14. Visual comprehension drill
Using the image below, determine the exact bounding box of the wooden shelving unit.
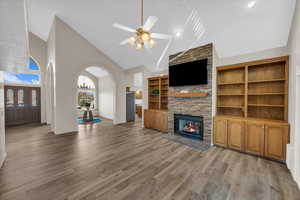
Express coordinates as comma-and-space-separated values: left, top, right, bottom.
216, 57, 288, 121
144, 75, 169, 132
214, 56, 290, 162
148, 75, 169, 110
168, 92, 208, 97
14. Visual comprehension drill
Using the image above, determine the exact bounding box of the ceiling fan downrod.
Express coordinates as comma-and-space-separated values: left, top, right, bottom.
141, 0, 144, 27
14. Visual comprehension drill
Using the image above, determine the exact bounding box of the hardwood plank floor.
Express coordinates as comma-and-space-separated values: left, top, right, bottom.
0, 119, 299, 200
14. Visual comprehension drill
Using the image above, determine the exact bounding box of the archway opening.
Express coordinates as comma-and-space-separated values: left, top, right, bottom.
76, 66, 116, 125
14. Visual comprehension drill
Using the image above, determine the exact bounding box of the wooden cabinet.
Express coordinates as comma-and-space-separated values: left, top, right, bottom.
213, 119, 228, 147
213, 116, 289, 162
245, 122, 265, 156
264, 125, 289, 161
228, 120, 245, 151
144, 109, 168, 132
144, 109, 153, 128
215, 57, 290, 162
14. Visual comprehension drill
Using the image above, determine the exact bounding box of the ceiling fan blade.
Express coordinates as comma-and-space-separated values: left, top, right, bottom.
120, 38, 131, 45
143, 16, 158, 31
151, 33, 172, 40
113, 23, 136, 33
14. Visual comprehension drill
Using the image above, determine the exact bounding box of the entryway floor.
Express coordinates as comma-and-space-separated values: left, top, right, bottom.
0, 119, 299, 199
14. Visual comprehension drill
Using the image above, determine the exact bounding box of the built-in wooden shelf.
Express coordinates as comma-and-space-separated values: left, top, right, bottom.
218, 94, 244, 96
217, 82, 245, 86
168, 92, 209, 97
248, 104, 285, 107
248, 93, 286, 96
248, 79, 285, 83
215, 56, 289, 162
217, 106, 244, 109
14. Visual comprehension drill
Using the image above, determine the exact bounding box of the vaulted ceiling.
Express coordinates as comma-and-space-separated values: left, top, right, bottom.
28, 0, 296, 71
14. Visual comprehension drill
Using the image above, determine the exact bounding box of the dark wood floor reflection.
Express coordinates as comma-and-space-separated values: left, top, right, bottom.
0, 119, 299, 200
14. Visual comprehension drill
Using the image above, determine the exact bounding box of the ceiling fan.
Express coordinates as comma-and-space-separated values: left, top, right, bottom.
113, 0, 172, 50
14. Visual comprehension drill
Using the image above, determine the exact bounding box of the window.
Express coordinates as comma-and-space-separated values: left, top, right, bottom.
77, 76, 96, 109
6, 89, 14, 107
29, 58, 39, 70
4, 58, 40, 85
18, 89, 24, 107
32, 90, 37, 106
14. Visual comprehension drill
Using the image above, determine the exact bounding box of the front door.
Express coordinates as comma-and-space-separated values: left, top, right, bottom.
5, 86, 41, 126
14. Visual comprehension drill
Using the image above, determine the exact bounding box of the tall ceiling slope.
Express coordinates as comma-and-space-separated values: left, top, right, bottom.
28, 0, 296, 70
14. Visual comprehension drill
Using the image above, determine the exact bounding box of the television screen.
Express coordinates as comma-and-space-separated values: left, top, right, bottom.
169, 59, 208, 86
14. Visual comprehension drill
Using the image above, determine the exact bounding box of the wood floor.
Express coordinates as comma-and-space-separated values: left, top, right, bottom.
0, 119, 299, 200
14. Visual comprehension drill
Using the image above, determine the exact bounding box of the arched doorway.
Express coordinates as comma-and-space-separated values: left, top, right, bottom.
76, 66, 116, 124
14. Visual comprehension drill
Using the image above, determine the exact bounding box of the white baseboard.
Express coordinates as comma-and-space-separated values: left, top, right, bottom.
286, 144, 294, 171
286, 144, 300, 189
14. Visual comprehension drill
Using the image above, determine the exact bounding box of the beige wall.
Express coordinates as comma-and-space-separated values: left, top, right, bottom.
98, 75, 115, 120
29, 32, 47, 123
287, 0, 300, 188
49, 17, 126, 134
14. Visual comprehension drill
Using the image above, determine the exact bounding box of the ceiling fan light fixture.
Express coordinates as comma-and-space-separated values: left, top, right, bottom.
128, 37, 136, 45
149, 39, 156, 47
136, 43, 143, 50
113, 0, 171, 51
141, 32, 151, 41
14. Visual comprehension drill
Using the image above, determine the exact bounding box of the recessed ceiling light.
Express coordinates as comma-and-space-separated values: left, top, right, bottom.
174, 29, 183, 38
247, 1, 256, 8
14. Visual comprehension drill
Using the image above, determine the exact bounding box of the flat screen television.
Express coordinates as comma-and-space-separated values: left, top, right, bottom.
169, 59, 208, 86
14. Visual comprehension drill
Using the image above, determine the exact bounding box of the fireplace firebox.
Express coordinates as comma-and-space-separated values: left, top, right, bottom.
174, 114, 204, 140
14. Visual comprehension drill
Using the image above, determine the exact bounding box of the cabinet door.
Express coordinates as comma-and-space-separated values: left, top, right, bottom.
245, 122, 265, 156
214, 119, 228, 147
157, 111, 168, 132
264, 125, 288, 161
228, 120, 245, 151
144, 110, 152, 128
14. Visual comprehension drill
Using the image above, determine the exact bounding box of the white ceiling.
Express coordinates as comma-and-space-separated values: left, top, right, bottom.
85, 66, 109, 78
27, 0, 296, 71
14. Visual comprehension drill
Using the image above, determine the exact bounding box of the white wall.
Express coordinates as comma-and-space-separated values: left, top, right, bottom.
287, 0, 300, 188
0, 0, 29, 168
0, 0, 29, 73
46, 19, 56, 131
98, 75, 115, 120
0, 72, 6, 168
215, 46, 288, 67
48, 17, 126, 134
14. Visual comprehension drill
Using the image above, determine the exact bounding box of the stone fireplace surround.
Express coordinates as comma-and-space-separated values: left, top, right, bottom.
168, 43, 213, 145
